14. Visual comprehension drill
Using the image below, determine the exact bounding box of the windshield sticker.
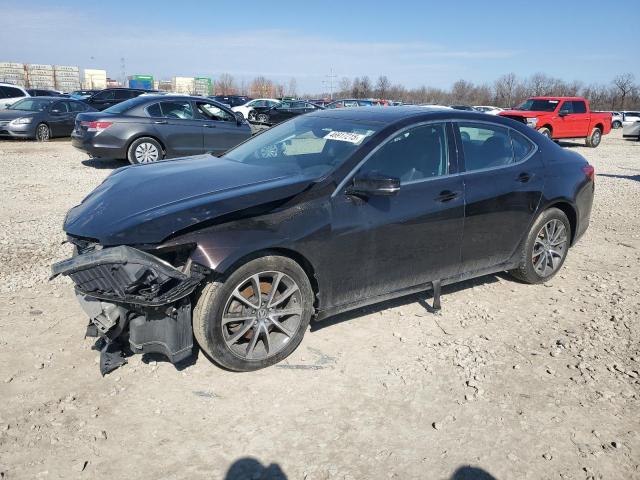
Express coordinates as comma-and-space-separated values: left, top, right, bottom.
324, 131, 367, 144
549, 100, 559, 103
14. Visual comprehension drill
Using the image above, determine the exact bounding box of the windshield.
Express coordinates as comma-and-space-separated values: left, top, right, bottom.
8, 98, 54, 112
223, 116, 381, 177
103, 97, 144, 114
516, 99, 559, 112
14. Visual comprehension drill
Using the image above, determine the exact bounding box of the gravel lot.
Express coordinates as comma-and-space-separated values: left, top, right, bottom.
0, 131, 639, 480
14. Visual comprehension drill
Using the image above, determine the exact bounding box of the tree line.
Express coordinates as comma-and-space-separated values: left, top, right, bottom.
214, 72, 640, 110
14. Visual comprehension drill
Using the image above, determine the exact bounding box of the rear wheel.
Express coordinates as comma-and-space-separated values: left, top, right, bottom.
35, 123, 50, 142
127, 137, 164, 164
585, 127, 602, 148
612, 120, 622, 129
537, 127, 552, 139
510, 208, 570, 284
193, 255, 314, 371
248, 110, 257, 121
256, 113, 269, 124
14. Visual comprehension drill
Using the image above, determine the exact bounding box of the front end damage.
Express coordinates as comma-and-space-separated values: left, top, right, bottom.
51, 241, 208, 375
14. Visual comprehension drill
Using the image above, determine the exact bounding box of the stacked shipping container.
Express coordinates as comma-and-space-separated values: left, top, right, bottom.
27, 64, 55, 89
0, 62, 27, 87
54, 65, 81, 92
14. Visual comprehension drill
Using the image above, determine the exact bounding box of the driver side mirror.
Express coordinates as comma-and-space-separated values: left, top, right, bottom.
346, 173, 400, 197
559, 110, 570, 117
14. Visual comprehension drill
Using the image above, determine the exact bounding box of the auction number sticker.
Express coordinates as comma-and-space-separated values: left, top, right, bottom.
324, 131, 367, 144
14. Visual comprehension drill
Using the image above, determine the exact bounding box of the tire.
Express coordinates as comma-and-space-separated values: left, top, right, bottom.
248, 110, 257, 121
235, 111, 244, 120
193, 255, 314, 371
256, 113, 269, 124
585, 127, 602, 148
612, 120, 622, 129
510, 208, 571, 284
35, 123, 50, 142
537, 127, 552, 139
127, 137, 164, 164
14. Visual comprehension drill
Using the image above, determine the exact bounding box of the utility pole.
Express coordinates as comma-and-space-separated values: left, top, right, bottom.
325, 68, 337, 100
120, 57, 126, 87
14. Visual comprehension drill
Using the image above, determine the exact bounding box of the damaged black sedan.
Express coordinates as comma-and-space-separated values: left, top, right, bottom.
52, 107, 594, 374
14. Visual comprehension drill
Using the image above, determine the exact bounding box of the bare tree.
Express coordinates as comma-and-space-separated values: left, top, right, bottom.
215, 73, 236, 95
493, 73, 518, 108
360, 76, 372, 98
338, 77, 351, 97
287, 77, 298, 97
375, 75, 390, 99
249, 76, 274, 98
613, 73, 635, 109
351, 77, 361, 98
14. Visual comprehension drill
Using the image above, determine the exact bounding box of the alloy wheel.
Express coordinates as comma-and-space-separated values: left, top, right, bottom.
532, 219, 568, 277
257, 113, 269, 123
36, 124, 50, 141
134, 142, 159, 163
592, 130, 601, 146
221, 271, 303, 361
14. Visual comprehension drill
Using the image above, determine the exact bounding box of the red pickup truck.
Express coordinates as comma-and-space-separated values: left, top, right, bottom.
499, 96, 611, 147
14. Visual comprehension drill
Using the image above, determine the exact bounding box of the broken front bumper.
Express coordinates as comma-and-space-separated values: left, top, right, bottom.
52, 245, 208, 375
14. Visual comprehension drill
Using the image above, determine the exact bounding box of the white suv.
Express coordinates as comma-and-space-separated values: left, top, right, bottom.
0, 83, 29, 108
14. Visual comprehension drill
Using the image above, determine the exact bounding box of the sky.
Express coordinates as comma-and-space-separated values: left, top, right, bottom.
2, 0, 639, 94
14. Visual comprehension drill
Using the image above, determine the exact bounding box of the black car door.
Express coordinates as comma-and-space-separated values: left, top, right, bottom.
269, 101, 293, 124
455, 121, 544, 272
146, 100, 204, 157
327, 122, 464, 307
194, 101, 248, 155
48, 100, 74, 136
87, 90, 115, 110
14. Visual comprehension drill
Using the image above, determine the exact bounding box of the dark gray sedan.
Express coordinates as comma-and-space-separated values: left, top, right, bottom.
71, 95, 252, 164
0, 97, 96, 141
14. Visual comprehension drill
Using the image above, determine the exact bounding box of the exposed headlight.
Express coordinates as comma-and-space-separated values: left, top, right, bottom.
9, 117, 33, 125
525, 117, 538, 128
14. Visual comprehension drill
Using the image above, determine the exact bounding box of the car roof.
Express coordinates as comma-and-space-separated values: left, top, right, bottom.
15, 96, 67, 101
528, 96, 585, 101
308, 105, 532, 128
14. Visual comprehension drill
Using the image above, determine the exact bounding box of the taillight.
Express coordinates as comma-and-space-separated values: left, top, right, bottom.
80, 121, 113, 132
582, 164, 595, 180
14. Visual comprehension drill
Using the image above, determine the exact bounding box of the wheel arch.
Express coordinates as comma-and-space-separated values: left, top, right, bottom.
540, 124, 553, 134
541, 200, 577, 244
126, 134, 167, 156
594, 123, 604, 132
200, 246, 320, 308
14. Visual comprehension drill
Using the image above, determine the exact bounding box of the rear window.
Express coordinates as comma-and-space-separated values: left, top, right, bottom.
103, 97, 146, 114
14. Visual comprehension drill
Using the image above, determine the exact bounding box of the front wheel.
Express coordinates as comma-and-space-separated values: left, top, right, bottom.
510, 208, 570, 284
127, 137, 164, 164
256, 113, 269, 124
537, 127, 552, 139
193, 255, 314, 371
35, 123, 50, 141
585, 127, 602, 148
612, 120, 622, 129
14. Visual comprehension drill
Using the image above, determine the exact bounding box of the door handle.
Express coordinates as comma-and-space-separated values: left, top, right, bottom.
204, 124, 216, 128
153, 120, 168, 124
516, 172, 532, 183
435, 190, 459, 202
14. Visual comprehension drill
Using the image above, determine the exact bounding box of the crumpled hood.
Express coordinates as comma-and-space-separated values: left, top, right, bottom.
64, 154, 316, 246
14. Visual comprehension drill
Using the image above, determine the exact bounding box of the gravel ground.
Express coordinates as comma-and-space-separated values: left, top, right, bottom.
0, 131, 639, 480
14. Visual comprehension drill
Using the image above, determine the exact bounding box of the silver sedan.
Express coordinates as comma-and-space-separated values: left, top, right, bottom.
623, 120, 640, 140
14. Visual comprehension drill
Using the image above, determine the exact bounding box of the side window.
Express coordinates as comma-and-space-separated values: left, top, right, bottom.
5, 86, 24, 98
344, 100, 358, 107
197, 102, 233, 122
69, 101, 86, 112
93, 90, 114, 101
51, 101, 69, 113
279, 101, 292, 109
572, 101, 586, 114
291, 101, 306, 109
359, 123, 449, 184
114, 90, 130, 100
559, 101, 573, 114
458, 122, 513, 171
510, 130, 536, 162
0, 87, 8, 98
160, 101, 194, 119
146, 103, 162, 117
